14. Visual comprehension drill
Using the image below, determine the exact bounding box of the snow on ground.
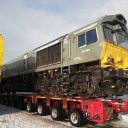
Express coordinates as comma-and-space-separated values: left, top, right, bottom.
0, 105, 69, 128
0, 104, 128, 128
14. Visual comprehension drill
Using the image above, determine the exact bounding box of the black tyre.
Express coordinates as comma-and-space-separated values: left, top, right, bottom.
51, 107, 67, 121
51, 107, 61, 121
37, 104, 46, 116
26, 102, 32, 112
69, 109, 85, 127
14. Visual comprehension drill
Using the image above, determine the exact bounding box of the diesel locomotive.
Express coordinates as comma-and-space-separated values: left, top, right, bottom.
1, 14, 128, 99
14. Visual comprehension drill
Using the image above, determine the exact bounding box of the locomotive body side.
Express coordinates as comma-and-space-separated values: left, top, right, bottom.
63, 24, 102, 66
2, 52, 36, 77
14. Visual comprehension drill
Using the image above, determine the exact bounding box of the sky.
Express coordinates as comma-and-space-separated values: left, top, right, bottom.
0, 0, 128, 62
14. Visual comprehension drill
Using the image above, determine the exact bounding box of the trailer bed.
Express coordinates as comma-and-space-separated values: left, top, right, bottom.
0, 93, 128, 127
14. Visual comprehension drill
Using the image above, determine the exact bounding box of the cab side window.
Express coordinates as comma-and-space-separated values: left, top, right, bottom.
78, 33, 85, 47
86, 29, 97, 45
78, 29, 97, 47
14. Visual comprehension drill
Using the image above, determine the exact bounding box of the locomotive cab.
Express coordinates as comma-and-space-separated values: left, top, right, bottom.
99, 14, 128, 96
100, 14, 128, 69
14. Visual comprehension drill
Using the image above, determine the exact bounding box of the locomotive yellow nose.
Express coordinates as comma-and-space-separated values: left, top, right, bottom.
123, 57, 128, 70
115, 57, 122, 63
100, 41, 128, 70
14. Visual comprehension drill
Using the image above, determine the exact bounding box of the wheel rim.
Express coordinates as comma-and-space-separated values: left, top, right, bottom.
70, 112, 79, 124
52, 108, 58, 118
27, 103, 31, 111
38, 105, 42, 114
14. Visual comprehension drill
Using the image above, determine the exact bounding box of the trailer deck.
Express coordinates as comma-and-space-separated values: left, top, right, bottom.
0, 93, 128, 127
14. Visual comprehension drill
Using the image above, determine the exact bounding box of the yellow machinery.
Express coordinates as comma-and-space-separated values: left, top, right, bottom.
101, 41, 128, 70
0, 35, 3, 81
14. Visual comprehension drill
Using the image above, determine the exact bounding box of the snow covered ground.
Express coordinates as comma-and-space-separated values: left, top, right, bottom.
0, 104, 128, 128
0, 105, 69, 128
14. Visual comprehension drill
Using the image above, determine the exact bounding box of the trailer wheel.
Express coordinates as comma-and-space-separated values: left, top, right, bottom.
69, 109, 84, 127
51, 107, 66, 120
37, 104, 46, 116
51, 107, 61, 121
26, 102, 32, 112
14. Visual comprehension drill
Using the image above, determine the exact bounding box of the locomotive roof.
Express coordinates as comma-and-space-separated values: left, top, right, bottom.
33, 35, 66, 52
26, 14, 127, 52
4, 55, 25, 65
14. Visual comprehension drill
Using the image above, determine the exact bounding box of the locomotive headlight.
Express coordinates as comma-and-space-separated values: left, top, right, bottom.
107, 57, 111, 62
107, 57, 114, 63
102, 56, 114, 66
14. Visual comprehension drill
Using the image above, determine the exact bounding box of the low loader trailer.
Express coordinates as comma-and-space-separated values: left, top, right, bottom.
0, 93, 128, 127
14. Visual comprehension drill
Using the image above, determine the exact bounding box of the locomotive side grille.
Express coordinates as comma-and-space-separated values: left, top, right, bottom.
37, 43, 61, 68
37, 48, 48, 67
